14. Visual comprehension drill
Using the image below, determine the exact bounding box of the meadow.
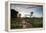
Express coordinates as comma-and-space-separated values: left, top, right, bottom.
11, 17, 43, 29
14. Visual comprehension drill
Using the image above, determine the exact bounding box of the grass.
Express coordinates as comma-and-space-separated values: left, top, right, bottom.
10, 17, 43, 29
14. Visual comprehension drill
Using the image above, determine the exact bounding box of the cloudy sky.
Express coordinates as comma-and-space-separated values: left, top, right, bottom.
10, 4, 43, 17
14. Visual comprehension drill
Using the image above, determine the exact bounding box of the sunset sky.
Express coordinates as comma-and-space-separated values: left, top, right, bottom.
10, 4, 43, 17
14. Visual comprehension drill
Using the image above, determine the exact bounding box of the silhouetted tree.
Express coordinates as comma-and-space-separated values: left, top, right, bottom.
30, 12, 33, 18
19, 14, 21, 18
11, 9, 18, 18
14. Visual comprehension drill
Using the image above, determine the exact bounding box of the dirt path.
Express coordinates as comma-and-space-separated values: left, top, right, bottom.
22, 19, 32, 28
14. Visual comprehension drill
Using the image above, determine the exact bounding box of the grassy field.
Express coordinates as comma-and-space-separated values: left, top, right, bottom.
10, 17, 43, 29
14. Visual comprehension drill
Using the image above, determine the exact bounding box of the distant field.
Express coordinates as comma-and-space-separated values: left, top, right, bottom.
11, 17, 43, 29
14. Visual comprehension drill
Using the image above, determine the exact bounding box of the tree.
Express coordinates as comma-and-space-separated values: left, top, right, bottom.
30, 12, 33, 18
19, 14, 21, 18
11, 9, 18, 18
